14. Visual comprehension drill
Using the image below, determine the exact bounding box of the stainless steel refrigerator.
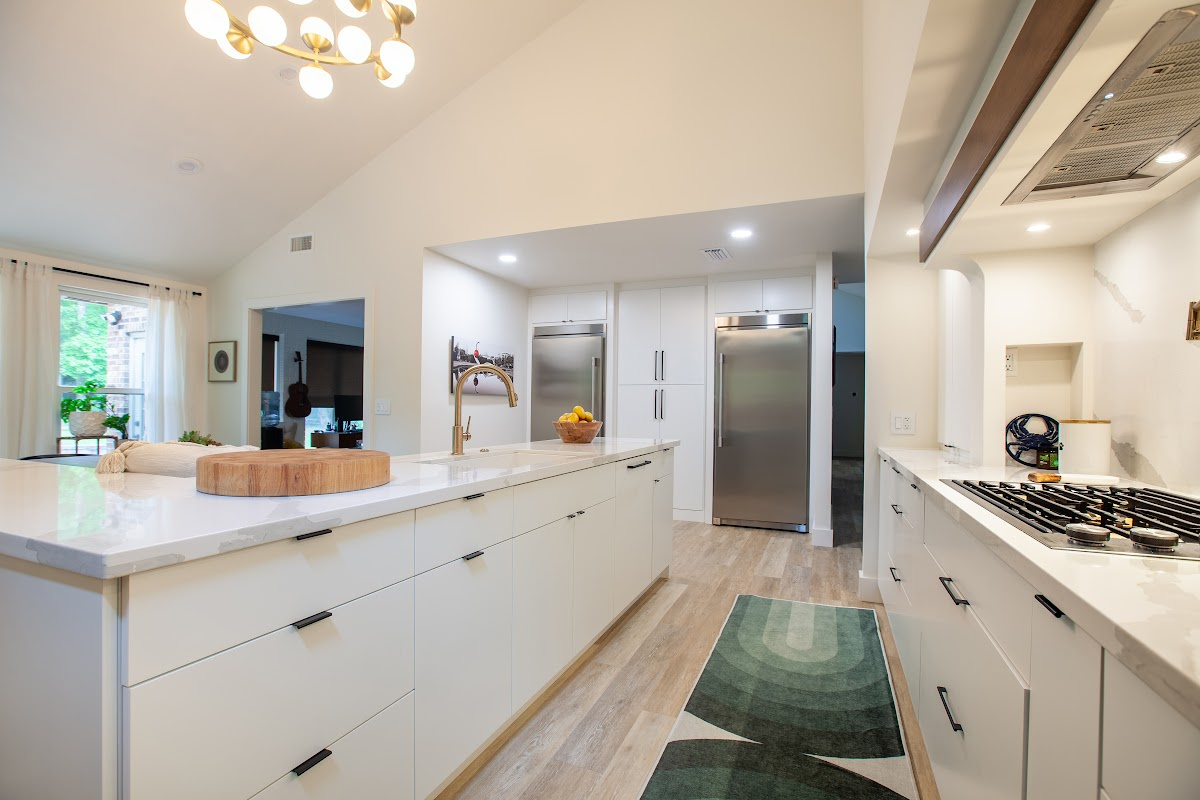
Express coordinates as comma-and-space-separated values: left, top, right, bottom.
530, 324, 605, 441
713, 313, 811, 532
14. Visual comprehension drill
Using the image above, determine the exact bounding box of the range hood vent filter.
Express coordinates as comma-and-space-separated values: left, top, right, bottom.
1006, 4, 1200, 204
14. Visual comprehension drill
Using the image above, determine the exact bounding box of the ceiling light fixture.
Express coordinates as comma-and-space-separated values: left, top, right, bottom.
905, 227, 920, 237
1155, 150, 1188, 165
499, 254, 519, 264
184, 0, 418, 100
730, 228, 753, 239
174, 157, 204, 175
1026, 222, 1051, 233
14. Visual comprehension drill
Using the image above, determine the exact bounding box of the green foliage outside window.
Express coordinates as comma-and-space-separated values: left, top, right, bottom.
59, 297, 107, 386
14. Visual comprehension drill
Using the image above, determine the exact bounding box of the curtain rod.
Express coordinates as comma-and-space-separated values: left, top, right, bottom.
6, 259, 203, 297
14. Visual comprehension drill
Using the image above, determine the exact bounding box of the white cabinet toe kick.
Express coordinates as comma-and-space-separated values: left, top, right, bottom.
0, 446, 676, 800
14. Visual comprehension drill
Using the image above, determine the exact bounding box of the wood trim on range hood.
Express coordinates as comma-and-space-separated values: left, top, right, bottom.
919, 0, 1099, 263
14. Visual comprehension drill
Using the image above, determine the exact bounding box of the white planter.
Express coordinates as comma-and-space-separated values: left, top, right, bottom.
68, 411, 109, 437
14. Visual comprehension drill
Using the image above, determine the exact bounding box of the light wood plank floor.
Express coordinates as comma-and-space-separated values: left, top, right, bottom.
444, 521, 940, 799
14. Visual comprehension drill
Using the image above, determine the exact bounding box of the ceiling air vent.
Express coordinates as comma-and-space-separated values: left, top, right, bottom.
702, 248, 732, 262
1006, 4, 1200, 204
290, 234, 313, 253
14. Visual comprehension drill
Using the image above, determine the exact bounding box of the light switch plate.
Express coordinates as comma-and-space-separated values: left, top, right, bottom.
891, 412, 915, 435
374, 399, 391, 415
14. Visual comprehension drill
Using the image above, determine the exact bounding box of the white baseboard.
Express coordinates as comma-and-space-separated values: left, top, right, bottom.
858, 571, 882, 603
811, 526, 833, 548
673, 509, 704, 522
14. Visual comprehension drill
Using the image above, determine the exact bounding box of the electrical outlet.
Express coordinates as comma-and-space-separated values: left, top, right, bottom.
1005, 348, 1018, 376
891, 412, 915, 435
374, 399, 391, 415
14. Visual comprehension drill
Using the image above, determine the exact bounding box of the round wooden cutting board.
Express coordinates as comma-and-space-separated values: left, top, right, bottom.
195, 449, 392, 497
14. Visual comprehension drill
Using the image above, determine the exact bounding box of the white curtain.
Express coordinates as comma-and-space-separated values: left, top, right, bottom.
144, 286, 198, 442
0, 261, 59, 459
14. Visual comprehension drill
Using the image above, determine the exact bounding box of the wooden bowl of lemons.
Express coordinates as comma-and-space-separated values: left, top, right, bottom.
553, 406, 602, 443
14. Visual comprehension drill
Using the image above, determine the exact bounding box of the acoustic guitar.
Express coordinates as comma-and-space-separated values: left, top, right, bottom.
285, 351, 312, 418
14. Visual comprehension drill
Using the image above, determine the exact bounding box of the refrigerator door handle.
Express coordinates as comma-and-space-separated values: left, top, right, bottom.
590, 357, 600, 417
717, 353, 726, 447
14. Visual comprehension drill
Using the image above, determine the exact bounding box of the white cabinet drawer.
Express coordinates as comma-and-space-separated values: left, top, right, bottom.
251, 692, 414, 800
414, 488, 513, 573
124, 512, 415, 685
924, 501, 1034, 681
918, 603, 1028, 800
125, 578, 415, 800
513, 465, 615, 534
1102, 652, 1200, 800
896, 476, 924, 534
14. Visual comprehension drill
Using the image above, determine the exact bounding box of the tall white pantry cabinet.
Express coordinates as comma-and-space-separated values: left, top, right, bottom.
616, 285, 707, 513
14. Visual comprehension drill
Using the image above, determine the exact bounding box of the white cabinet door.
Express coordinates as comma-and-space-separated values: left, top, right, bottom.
1027, 594, 1101, 800
617, 289, 661, 384
613, 456, 655, 613
712, 280, 763, 315
572, 498, 615, 652
567, 291, 607, 322
531, 293, 569, 324
658, 285, 706, 384
659, 385, 706, 511
512, 518, 574, 711
652, 470, 674, 577
616, 384, 660, 440
1102, 653, 1200, 800
250, 693, 414, 800
918, 605, 1029, 800
415, 541, 513, 799
762, 276, 813, 311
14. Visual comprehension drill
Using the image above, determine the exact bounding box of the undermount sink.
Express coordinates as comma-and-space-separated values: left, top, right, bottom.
419, 450, 590, 470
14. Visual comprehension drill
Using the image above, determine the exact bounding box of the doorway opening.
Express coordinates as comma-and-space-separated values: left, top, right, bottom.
832, 283, 865, 544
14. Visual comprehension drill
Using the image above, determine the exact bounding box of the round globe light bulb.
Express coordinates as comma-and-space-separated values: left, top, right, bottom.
378, 69, 406, 88
299, 63, 334, 99
335, 0, 371, 19
289, 0, 314, 5
184, 0, 230, 40
338, 26, 372, 64
247, 6, 287, 46
300, 16, 335, 46
379, 37, 415, 77
218, 32, 253, 59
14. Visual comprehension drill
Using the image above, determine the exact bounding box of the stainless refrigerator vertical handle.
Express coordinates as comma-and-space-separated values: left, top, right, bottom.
717, 353, 726, 447
590, 357, 600, 416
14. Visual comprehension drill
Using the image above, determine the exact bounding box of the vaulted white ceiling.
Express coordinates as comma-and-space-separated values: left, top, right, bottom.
0, 0, 584, 282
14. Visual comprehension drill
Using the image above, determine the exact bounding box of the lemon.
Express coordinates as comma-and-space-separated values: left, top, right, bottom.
582, 411, 594, 422
558, 414, 569, 422
572, 405, 586, 418
566, 412, 580, 423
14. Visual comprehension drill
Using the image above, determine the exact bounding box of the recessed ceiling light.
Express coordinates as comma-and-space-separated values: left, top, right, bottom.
499, 253, 518, 264
278, 65, 299, 82
174, 158, 203, 175
1155, 150, 1187, 164
730, 228, 753, 239
1026, 222, 1051, 233
905, 228, 920, 237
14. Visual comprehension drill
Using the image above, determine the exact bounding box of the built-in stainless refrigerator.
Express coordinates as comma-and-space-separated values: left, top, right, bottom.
530, 324, 605, 442
713, 313, 810, 532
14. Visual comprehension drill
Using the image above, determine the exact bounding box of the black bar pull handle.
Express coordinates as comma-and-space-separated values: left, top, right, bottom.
627, 460, 652, 469
292, 748, 333, 777
1035, 594, 1064, 618
891, 504, 903, 515
937, 687, 964, 733
567, 514, 577, 519
292, 610, 333, 630
910, 483, 919, 491
576, 509, 586, 515
892, 466, 901, 475
462, 550, 485, 561
939, 577, 970, 606
889, 567, 900, 582
296, 529, 333, 541
463, 493, 486, 501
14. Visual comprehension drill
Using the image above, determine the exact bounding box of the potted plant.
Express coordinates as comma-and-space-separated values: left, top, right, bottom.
61, 379, 113, 437
104, 413, 131, 440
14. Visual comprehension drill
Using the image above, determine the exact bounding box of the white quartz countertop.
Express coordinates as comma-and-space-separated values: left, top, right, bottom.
881, 446, 1200, 730
0, 438, 678, 580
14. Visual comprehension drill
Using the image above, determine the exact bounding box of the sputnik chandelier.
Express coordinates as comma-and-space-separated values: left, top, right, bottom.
184, 0, 417, 99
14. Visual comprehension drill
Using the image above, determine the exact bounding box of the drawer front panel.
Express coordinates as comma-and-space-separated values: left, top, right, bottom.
897, 477, 924, 534
250, 692, 414, 800
125, 512, 415, 685
924, 501, 1034, 681
126, 578, 414, 800
414, 488, 514, 573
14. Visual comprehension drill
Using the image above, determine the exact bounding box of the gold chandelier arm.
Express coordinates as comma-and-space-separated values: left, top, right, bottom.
228, 17, 381, 67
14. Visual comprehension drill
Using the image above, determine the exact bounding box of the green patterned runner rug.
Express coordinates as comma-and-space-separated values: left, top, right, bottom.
641, 596, 916, 799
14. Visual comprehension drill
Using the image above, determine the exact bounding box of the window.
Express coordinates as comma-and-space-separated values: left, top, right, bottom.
59, 290, 147, 449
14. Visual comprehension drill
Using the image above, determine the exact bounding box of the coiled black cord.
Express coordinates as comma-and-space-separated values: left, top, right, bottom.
1006, 413, 1060, 467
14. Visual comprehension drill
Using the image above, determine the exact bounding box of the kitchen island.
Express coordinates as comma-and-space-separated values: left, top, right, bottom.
0, 438, 678, 800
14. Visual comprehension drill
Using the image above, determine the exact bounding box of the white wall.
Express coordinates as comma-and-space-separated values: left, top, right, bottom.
206, 0, 865, 453
834, 286, 866, 353
1094, 176, 1200, 493
420, 252, 529, 452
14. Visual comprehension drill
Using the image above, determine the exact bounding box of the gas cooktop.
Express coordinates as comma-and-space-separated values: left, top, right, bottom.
945, 480, 1200, 561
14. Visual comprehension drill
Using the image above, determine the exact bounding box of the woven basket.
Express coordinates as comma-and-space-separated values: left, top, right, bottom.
552, 420, 603, 444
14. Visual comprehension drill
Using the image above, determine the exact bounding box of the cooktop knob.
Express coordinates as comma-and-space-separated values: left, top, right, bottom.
1129, 527, 1181, 553
1065, 523, 1111, 547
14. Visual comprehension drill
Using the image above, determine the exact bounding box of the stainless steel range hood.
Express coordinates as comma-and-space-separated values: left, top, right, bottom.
1005, 4, 1200, 204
